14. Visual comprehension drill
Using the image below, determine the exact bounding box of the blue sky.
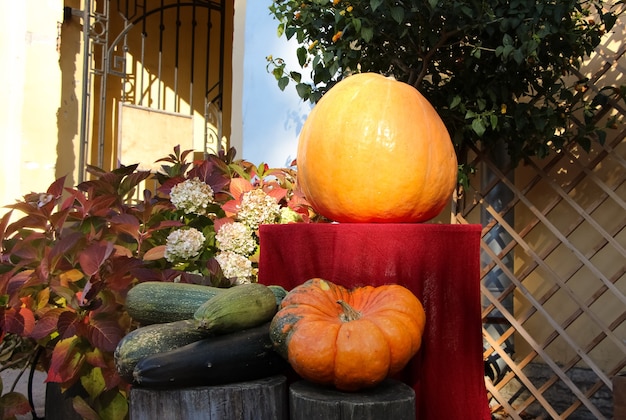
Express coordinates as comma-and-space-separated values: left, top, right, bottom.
241, 1, 312, 168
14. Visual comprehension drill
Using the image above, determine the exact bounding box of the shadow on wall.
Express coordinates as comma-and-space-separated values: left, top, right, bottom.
55, 11, 80, 188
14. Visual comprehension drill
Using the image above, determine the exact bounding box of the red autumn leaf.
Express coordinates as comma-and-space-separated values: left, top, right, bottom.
46, 336, 85, 384
109, 213, 141, 243
80, 279, 104, 308
104, 256, 143, 291
2, 307, 35, 336
0, 210, 13, 247
187, 160, 230, 192
113, 245, 133, 258
86, 318, 125, 353
6, 270, 33, 297
57, 310, 80, 339
0, 391, 31, 417
103, 364, 126, 390
142, 245, 165, 261
151, 219, 184, 231
29, 307, 65, 340
71, 395, 100, 420
46, 175, 67, 199
220, 199, 240, 216
264, 184, 288, 203
156, 175, 186, 196
83, 196, 120, 218
79, 242, 114, 277
229, 177, 253, 198
84, 347, 107, 369
7, 232, 46, 262
48, 231, 84, 271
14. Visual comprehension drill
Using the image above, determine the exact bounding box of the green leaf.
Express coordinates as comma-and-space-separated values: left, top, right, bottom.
278, 77, 289, 91
361, 26, 374, 43
390, 7, 405, 24
98, 390, 129, 420
81, 367, 106, 399
370, 0, 384, 12
578, 136, 591, 152
272, 66, 283, 80
297, 46, 307, 67
513, 49, 524, 65
290, 71, 302, 83
490, 114, 498, 129
285, 26, 297, 40
502, 44, 514, 59
471, 118, 486, 136
296, 83, 312, 99
450, 95, 462, 109
603, 12, 617, 31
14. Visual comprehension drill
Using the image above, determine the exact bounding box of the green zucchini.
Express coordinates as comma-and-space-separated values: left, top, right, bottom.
125, 281, 225, 325
132, 322, 288, 388
267, 284, 288, 306
114, 319, 211, 383
193, 283, 277, 334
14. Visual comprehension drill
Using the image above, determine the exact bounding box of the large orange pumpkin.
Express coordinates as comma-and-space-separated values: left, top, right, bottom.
297, 72, 457, 223
269, 278, 426, 391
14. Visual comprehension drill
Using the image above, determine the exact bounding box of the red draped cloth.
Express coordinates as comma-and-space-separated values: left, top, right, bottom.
258, 223, 491, 420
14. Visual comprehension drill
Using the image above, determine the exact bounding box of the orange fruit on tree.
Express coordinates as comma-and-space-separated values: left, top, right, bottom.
297, 72, 458, 223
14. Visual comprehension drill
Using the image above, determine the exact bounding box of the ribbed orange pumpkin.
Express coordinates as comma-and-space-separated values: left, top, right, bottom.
297, 72, 457, 223
269, 278, 426, 391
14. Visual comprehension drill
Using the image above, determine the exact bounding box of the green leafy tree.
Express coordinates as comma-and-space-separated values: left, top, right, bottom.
268, 0, 623, 168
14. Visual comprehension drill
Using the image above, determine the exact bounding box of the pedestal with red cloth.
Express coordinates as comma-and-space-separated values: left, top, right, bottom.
258, 223, 491, 420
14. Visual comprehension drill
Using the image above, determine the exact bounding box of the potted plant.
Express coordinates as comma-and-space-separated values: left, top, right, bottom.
0, 146, 315, 419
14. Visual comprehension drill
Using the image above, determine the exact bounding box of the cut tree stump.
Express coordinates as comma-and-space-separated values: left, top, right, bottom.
44, 383, 83, 420
129, 375, 288, 420
615, 374, 626, 420
289, 379, 416, 420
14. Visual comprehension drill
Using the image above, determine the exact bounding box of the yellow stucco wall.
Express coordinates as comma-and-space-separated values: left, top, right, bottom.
0, 0, 238, 216
0, 1, 65, 213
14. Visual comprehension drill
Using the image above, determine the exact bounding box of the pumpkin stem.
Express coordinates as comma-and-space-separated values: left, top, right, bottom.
337, 300, 361, 322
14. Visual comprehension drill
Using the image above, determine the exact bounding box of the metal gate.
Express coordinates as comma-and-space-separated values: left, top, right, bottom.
71, 0, 227, 180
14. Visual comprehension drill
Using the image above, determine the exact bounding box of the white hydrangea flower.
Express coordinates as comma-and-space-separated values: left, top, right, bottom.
215, 251, 254, 283
237, 188, 281, 230
170, 177, 214, 215
215, 222, 257, 256
164, 227, 206, 262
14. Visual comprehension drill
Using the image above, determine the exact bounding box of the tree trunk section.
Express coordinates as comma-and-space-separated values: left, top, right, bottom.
289, 379, 416, 420
129, 375, 287, 420
45, 383, 83, 420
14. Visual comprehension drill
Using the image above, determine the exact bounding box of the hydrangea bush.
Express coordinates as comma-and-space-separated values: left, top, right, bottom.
0, 146, 319, 419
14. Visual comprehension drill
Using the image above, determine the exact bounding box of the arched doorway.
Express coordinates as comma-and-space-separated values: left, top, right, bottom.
76, 0, 232, 178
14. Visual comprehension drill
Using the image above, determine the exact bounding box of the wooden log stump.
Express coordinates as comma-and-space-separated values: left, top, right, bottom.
129, 375, 288, 420
289, 379, 416, 420
45, 383, 83, 420
615, 374, 626, 420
